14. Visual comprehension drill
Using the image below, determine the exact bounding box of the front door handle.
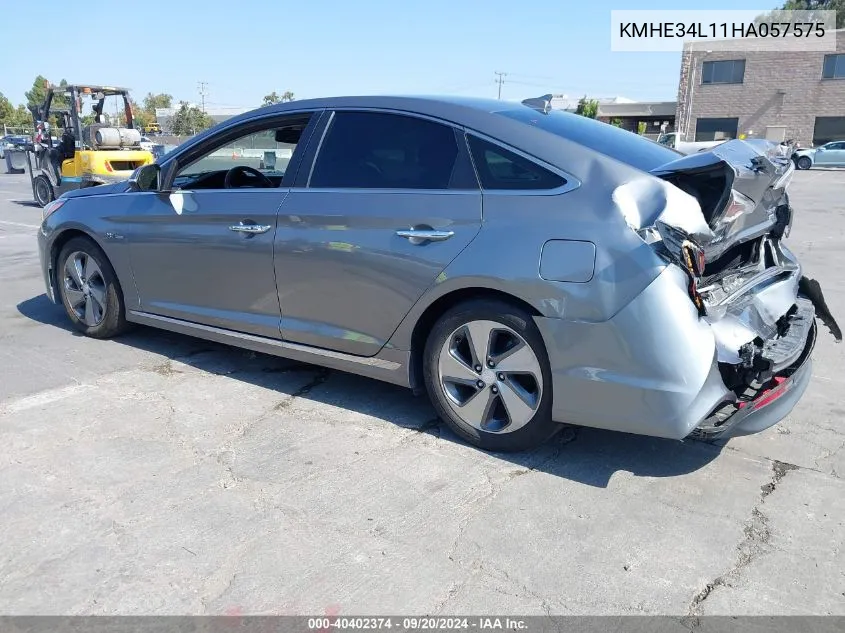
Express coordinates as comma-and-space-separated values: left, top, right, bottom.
396, 229, 454, 245
229, 222, 272, 235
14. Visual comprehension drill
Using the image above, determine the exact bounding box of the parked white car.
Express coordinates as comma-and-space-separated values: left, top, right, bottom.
139, 136, 155, 152
657, 132, 726, 155
792, 140, 845, 170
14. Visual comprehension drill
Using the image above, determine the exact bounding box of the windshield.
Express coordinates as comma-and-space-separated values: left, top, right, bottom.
497, 107, 682, 171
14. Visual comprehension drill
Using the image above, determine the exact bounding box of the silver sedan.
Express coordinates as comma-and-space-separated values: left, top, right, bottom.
36, 95, 840, 451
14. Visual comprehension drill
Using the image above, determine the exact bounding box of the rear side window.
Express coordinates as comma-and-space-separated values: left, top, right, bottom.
467, 135, 565, 190
310, 111, 460, 189
498, 107, 681, 171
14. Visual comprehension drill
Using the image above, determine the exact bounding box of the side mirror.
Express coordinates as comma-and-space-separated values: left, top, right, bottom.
129, 163, 161, 192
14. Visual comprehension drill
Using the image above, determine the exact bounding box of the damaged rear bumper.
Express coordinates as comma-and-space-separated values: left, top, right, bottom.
536, 262, 831, 441
691, 317, 816, 440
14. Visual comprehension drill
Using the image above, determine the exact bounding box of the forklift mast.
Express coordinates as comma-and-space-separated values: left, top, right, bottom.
31, 84, 136, 149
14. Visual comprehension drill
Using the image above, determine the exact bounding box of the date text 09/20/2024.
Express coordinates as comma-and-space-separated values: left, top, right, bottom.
618, 21, 827, 39
307, 617, 527, 630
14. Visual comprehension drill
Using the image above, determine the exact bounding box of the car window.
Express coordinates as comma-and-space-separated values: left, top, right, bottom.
309, 111, 459, 189
467, 135, 565, 190
826, 142, 845, 150
173, 117, 310, 190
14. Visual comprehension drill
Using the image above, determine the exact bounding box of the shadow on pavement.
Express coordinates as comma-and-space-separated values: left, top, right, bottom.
17, 293, 723, 488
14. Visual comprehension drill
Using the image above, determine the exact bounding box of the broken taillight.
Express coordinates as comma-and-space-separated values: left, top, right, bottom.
681, 240, 706, 276
737, 376, 789, 411
681, 239, 706, 314
721, 190, 756, 223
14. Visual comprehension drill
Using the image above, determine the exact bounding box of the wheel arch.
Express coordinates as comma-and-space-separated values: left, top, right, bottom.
407, 286, 542, 391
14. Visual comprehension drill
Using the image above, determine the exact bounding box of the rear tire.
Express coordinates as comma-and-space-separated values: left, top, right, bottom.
796, 156, 812, 170
57, 237, 129, 339
33, 175, 54, 207
423, 299, 558, 452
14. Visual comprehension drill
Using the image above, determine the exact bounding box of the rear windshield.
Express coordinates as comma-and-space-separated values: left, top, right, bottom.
497, 107, 681, 172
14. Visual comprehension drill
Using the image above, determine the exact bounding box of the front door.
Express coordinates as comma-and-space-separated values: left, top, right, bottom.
274, 110, 482, 357
815, 141, 845, 166
126, 112, 319, 338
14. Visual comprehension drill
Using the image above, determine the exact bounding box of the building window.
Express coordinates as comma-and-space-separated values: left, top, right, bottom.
695, 117, 739, 142
813, 117, 845, 145
822, 54, 845, 79
701, 60, 745, 84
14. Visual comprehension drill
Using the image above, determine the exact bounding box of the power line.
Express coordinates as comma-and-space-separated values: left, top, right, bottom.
197, 81, 209, 113
494, 71, 508, 99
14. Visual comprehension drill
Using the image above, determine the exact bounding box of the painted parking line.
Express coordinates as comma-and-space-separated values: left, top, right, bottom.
0, 219, 40, 230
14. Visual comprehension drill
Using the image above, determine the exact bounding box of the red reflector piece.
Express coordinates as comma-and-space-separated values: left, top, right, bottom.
740, 376, 789, 412
105, 162, 113, 172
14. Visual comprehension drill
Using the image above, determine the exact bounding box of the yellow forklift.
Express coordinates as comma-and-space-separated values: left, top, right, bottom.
26, 83, 155, 207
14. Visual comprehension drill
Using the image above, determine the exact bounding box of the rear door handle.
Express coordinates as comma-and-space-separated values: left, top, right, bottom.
229, 222, 272, 235
396, 229, 454, 244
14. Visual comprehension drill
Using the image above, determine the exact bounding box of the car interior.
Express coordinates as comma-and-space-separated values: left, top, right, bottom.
172, 121, 307, 190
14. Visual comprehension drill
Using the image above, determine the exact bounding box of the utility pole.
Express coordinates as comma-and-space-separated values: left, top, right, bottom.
494, 71, 507, 99
197, 81, 208, 113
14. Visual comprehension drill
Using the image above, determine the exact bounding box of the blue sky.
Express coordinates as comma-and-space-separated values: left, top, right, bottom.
2, 0, 777, 109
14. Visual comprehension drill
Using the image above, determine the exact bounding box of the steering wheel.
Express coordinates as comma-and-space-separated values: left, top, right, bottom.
224, 165, 273, 189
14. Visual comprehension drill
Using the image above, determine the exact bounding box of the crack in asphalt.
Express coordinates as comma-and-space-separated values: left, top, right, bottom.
686, 459, 799, 617
273, 367, 331, 410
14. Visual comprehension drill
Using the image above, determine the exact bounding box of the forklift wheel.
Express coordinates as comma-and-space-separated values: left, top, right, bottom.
34, 175, 54, 208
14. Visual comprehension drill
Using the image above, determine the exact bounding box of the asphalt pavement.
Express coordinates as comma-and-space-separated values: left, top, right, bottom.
0, 169, 843, 615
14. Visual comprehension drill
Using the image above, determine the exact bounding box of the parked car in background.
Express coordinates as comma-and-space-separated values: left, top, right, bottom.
139, 136, 156, 152
792, 140, 845, 169
0, 135, 31, 158
36, 95, 839, 452
657, 131, 726, 155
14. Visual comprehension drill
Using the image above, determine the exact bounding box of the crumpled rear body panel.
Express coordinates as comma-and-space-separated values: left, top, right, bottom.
570, 138, 839, 439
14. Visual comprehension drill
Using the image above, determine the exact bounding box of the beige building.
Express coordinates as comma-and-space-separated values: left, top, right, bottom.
676, 29, 845, 147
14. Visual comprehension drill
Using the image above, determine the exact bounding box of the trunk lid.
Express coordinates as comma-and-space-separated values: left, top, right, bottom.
650, 138, 794, 266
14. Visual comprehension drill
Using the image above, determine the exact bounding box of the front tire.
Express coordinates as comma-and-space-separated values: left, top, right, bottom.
796, 156, 812, 170
423, 299, 558, 452
57, 237, 129, 338
33, 175, 54, 207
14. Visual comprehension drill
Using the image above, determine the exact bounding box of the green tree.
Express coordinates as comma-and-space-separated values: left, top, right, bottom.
169, 101, 214, 135
15, 105, 32, 131
0, 92, 14, 128
575, 96, 599, 119
142, 92, 173, 113
757, 1, 844, 28
262, 91, 281, 106
130, 99, 154, 130
25, 75, 51, 107
781, 0, 844, 28
637, 121, 647, 135
262, 90, 295, 106
610, 118, 623, 128
24, 76, 69, 108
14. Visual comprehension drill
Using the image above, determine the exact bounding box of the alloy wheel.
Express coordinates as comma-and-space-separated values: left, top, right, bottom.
63, 251, 107, 327
437, 319, 543, 434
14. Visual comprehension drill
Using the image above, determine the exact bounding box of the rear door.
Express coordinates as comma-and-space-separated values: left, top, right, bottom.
274, 109, 482, 356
